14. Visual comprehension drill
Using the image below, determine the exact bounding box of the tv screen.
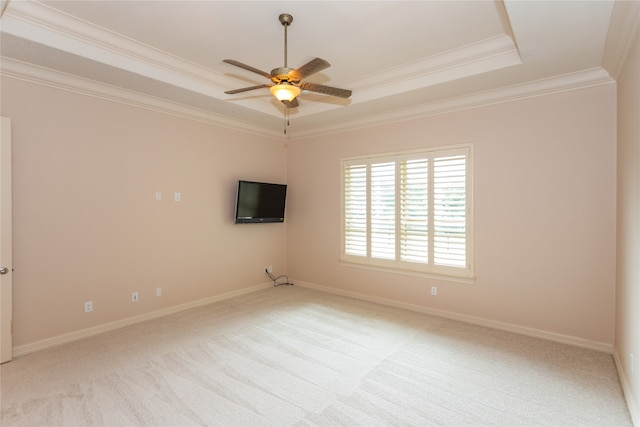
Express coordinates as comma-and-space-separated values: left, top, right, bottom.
234, 180, 287, 223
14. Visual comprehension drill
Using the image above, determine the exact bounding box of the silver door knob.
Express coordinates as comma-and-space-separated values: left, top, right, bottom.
0, 267, 8, 275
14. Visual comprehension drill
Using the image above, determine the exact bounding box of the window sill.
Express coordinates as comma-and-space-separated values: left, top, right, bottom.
340, 260, 476, 285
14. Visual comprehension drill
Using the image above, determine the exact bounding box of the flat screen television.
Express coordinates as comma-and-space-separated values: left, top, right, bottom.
234, 180, 287, 223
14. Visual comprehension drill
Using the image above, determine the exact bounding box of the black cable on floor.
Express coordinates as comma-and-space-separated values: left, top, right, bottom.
265, 268, 294, 287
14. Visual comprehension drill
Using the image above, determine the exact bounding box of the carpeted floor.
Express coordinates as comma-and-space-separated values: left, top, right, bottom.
0, 285, 632, 426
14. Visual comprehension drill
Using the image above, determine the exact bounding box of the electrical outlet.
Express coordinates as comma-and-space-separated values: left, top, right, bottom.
84, 301, 93, 313
267, 265, 273, 273
131, 291, 139, 302
156, 287, 162, 297
431, 286, 438, 296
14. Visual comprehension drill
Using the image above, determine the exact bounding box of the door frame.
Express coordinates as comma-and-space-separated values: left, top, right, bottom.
1, 116, 13, 364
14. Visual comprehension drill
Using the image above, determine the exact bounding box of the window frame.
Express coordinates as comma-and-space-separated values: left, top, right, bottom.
341, 144, 474, 282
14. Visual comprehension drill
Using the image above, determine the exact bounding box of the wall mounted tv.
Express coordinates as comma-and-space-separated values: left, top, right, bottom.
234, 180, 287, 224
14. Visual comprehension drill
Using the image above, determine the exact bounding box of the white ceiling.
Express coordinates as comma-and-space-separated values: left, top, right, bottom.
0, 1, 637, 140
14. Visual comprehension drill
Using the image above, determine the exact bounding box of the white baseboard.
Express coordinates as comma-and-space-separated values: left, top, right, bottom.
294, 280, 614, 353
13, 279, 614, 357
614, 348, 639, 427
12, 282, 273, 358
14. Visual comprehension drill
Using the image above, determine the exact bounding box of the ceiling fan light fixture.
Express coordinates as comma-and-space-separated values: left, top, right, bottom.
270, 83, 300, 102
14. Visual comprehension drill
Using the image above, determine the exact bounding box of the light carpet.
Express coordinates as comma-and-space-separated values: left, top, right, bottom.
0, 286, 632, 426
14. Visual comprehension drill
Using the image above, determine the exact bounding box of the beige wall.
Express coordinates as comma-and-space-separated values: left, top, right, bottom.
0, 74, 622, 357
615, 23, 640, 425
287, 84, 617, 348
2, 77, 288, 348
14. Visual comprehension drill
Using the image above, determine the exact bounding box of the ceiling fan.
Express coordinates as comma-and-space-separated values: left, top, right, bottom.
223, 13, 352, 109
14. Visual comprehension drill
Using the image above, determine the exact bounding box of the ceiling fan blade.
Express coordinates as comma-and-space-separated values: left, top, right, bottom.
291, 58, 330, 80
223, 59, 271, 79
282, 98, 299, 108
224, 84, 271, 95
300, 82, 352, 99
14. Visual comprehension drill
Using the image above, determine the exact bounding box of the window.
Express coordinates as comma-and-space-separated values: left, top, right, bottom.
342, 145, 473, 279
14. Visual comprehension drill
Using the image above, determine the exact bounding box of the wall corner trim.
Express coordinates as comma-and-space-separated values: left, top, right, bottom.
613, 348, 640, 427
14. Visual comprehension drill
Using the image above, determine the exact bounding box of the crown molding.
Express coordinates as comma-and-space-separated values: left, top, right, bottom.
351, 34, 521, 99
290, 68, 615, 141
1, 1, 237, 99
0, 58, 283, 140
603, 0, 640, 79
290, 34, 522, 120
1, 57, 613, 142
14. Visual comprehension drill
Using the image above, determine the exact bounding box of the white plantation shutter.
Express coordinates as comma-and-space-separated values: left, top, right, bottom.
370, 162, 396, 260
400, 158, 429, 264
433, 150, 467, 269
344, 162, 367, 257
342, 145, 472, 278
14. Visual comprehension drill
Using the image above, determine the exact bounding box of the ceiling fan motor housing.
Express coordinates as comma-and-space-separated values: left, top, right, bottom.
271, 67, 300, 84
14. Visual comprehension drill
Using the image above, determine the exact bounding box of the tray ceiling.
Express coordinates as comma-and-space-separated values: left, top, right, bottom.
0, 1, 636, 140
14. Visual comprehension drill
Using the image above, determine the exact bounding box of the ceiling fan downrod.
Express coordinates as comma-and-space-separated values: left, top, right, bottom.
279, 13, 293, 135
279, 13, 293, 68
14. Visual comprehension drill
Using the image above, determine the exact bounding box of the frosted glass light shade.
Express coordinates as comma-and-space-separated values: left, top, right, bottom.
270, 83, 301, 102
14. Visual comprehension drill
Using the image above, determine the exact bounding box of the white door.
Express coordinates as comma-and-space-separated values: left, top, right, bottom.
1, 116, 12, 363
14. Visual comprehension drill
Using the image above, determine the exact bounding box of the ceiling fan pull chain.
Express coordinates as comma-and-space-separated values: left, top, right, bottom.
283, 104, 292, 135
